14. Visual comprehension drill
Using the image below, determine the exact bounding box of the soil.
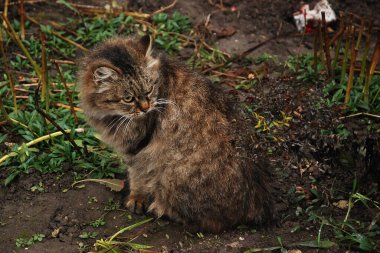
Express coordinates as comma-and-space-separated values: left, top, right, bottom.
1, 1, 380, 253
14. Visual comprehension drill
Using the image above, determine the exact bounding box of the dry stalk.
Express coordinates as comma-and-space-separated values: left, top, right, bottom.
54, 62, 79, 124
360, 20, 373, 101
34, 82, 83, 156
313, 28, 319, 73
40, 31, 49, 110
50, 59, 75, 65
321, 12, 332, 77
1, 15, 41, 76
344, 27, 357, 106
0, 26, 17, 112
332, 13, 345, 71
340, 22, 354, 87
2, 0, 9, 26
54, 103, 82, 112
150, 0, 178, 16
70, 0, 177, 18
369, 32, 380, 104
26, 15, 88, 52
317, 23, 325, 66
20, 0, 25, 40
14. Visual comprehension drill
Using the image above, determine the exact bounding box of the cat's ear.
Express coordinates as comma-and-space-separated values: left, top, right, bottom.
138, 35, 153, 56
138, 35, 159, 69
93, 66, 119, 83
92, 66, 119, 92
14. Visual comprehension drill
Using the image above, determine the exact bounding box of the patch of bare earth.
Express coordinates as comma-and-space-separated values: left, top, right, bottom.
1, 0, 379, 252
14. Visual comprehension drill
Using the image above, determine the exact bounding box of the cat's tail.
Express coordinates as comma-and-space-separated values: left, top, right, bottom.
244, 159, 278, 227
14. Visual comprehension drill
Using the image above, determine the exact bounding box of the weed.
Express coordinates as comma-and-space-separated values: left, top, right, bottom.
152, 11, 192, 53
235, 79, 257, 90
77, 241, 90, 253
15, 233, 45, 248
284, 54, 324, 83
324, 75, 380, 113
251, 110, 292, 144
320, 124, 351, 138
88, 196, 98, 204
104, 198, 120, 211
189, 47, 227, 70
255, 53, 278, 64
30, 181, 44, 192
79, 231, 98, 239
90, 218, 106, 228
305, 178, 380, 252
93, 218, 153, 253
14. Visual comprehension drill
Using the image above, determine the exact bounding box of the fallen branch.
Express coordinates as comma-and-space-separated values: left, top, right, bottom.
339, 112, 380, 120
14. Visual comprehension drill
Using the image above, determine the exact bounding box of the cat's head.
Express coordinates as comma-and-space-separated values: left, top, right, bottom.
78, 35, 162, 119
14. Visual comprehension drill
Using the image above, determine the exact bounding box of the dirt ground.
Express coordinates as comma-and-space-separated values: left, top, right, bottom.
1, 0, 380, 252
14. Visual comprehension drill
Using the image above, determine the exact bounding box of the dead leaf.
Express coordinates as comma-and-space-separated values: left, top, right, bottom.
72, 179, 125, 192
207, 24, 237, 38
333, 200, 349, 210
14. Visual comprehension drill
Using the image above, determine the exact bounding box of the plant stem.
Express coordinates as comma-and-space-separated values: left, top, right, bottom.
20, 0, 25, 40
54, 62, 78, 124
369, 32, 380, 104
0, 16, 41, 76
340, 24, 353, 87
321, 12, 332, 77
344, 27, 357, 106
0, 128, 84, 164
26, 15, 88, 52
0, 27, 18, 112
109, 218, 153, 242
360, 21, 373, 102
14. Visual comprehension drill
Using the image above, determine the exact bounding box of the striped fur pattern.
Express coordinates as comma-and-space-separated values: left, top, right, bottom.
78, 35, 275, 232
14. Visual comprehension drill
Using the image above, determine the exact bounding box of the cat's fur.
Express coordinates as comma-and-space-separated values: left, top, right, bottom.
78, 35, 275, 232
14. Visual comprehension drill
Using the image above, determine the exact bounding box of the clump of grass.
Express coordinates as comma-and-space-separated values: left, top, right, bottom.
93, 218, 153, 253
152, 11, 192, 53
15, 233, 45, 248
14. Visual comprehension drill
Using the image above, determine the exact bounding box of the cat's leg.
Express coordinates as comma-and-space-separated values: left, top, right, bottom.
147, 198, 184, 224
124, 173, 153, 214
125, 194, 150, 214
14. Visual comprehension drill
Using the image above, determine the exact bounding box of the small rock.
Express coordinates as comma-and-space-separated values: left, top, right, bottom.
226, 241, 242, 249
51, 227, 60, 238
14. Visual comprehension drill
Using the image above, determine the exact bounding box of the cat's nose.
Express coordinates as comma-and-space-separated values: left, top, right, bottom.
139, 99, 150, 112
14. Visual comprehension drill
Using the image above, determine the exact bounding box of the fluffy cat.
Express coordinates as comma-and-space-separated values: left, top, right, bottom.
78, 35, 275, 232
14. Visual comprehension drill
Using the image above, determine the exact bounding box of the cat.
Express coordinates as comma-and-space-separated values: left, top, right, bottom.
78, 35, 275, 232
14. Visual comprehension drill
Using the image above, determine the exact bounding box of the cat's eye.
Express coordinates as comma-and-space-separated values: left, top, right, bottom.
123, 96, 134, 103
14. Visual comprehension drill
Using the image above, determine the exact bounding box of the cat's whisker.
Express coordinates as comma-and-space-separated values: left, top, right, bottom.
122, 116, 135, 137
106, 116, 123, 129
113, 116, 130, 140
108, 115, 127, 132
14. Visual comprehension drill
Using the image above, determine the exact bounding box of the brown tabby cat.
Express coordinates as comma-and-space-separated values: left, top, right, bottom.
78, 35, 275, 232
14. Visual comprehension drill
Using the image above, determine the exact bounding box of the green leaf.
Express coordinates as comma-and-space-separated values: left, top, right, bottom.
293, 240, 337, 248
127, 242, 153, 249
4, 172, 20, 186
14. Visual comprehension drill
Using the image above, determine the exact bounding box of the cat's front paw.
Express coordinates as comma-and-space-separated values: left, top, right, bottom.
125, 195, 147, 214
147, 201, 166, 218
